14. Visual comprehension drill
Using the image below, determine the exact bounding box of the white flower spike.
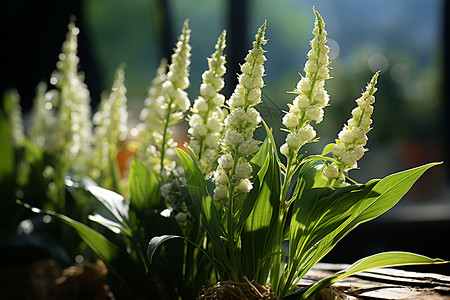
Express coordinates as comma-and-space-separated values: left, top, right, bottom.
213, 20, 267, 201
280, 8, 330, 159
323, 71, 380, 186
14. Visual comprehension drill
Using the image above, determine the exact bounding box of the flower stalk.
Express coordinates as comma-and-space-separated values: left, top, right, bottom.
212, 21, 267, 281
280, 8, 330, 205
138, 20, 191, 181
90, 64, 128, 186
189, 30, 227, 176
323, 71, 380, 187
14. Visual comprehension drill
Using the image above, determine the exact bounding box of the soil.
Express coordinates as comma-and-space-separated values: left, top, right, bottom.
198, 277, 279, 300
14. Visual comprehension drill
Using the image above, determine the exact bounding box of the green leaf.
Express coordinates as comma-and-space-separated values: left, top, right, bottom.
17, 201, 147, 294
241, 142, 282, 282
0, 91, 16, 204
148, 235, 182, 263
290, 162, 441, 290
313, 163, 441, 262
129, 157, 161, 210
321, 143, 335, 156
85, 184, 131, 233
176, 148, 226, 262
301, 252, 449, 299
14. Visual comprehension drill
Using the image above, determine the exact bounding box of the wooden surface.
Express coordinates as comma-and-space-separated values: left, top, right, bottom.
298, 263, 450, 299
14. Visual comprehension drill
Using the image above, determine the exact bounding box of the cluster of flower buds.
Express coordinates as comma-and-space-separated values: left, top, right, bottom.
137, 20, 192, 177
137, 58, 168, 144
30, 83, 57, 148
189, 30, 227, 176
90, 65, 128, 181
280, 9, 330, 158
45, 21, 93, 174
213, 21, 267, 201
7, 90, 24, 147
322, 72, 379, 186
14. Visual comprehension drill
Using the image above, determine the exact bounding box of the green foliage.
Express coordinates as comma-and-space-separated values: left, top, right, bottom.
6, 6, 448, 300
300, 252, 448, 299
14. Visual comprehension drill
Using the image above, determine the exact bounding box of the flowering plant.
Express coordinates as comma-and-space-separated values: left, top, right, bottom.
5, 6, 447, 300
163, 8, 447, 299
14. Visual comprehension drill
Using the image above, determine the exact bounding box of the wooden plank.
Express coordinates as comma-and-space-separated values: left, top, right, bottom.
298, 263, 450, 299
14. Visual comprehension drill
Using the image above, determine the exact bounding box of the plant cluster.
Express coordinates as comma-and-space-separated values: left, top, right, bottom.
1, 7, 447, 300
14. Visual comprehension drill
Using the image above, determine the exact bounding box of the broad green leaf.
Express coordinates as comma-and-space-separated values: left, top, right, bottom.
148, 235, 182, 263
89, 213, 126, 234
294, 163, 441, 287
177, 148, 226, 262
129, 157, 161, 210
321, 143, 335, 156
18, 201, 147, 294
241, 144, 282, 282
300, 252, 449, 299
85, 184, 131, 233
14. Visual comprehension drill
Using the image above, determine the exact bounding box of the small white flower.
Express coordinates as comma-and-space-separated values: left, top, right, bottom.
211, 94, 225, 106
246, 108, 261, 125
206, 116, 222, 132
223, 130, 244, 147
200, 83, 216, 98
247, 88, 261, 105
293, 94, 310, 109
218, 154, 234, 170
235, 162, 252, 179
331, 143, 346, 156
193, 97, 209, 112
228, 93, 244, 107
296, 78, 311, 93
298, 124, 316, 142
214, 184, 228, 201
286, 132, 302, 149
305, 106, 324, 123
189, 123, 207, 137
323, 163, 339, 179
282, 113, 299, 129
214, 168, 229, 185
238, 138, 259, 155
236, 178, 252, 193
280, 143, 290, 157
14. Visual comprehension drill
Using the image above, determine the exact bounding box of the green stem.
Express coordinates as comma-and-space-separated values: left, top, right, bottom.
226, 153, 240, 281
160, 98, 174, 180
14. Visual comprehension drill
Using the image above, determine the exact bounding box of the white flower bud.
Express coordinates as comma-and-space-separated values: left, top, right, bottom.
211, 93, 225, 106
207, 116, 222, 132
331, 143, 345, 156
237, 178, 252, 193
323, 164, 339, 179
282, 113, 299, 129
200, 83, 216, 98
305, 106, 324, 123
214, 184, 228, 201
280, 143, 290, 157
218, 154, 234, 170
296, 78, 311, 93
235, 162, 252, 179
223, 130, 244, 147
214, 168, 229, 185
298, 124, 316, 142
286, 132, 302, 149
293, 94, 310, 109
229, 93, 244, 107
193, 97, 208, 112
238, 138, 259, 155
246, 108, 261, 125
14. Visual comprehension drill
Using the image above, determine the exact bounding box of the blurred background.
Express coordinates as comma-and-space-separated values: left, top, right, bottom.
1, 0, 449, 274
